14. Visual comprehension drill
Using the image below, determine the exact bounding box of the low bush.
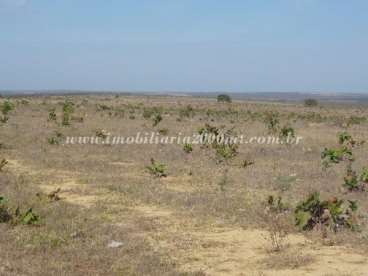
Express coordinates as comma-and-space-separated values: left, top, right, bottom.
304, 98, 318, 107
146, 158, 167, 178
217, 94, 232, 103
183, 143, 193, 153
0, 158, 8, 171
294, 192, 358, 232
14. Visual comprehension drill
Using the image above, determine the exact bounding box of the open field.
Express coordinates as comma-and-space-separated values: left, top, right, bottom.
1, 94, 368, 275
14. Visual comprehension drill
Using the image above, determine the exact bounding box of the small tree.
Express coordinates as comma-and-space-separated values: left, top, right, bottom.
217, 94, 232, 103
304, 98, 318, 107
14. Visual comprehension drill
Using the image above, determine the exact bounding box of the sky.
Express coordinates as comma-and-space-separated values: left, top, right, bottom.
1, 0, 367, 93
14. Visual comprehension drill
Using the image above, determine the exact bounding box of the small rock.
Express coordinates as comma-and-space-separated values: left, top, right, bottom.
107, 240, 124, 248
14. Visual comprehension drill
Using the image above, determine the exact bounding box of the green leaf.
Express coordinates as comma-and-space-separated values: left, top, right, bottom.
295, 210, 312, 230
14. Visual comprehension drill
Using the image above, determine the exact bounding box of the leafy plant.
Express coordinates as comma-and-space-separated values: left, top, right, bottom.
183, 143, 193, 153
1, 100, 14, 115
142, 107, 162, 119
294, 192, 358, 231
266, 195, 289, 213
96, 129, 110, 139
304, 98, 318, 107
338, 131, 358, 147
48, 131, 64, 145
198, 124, 220, 146
198, 123, 220, 137
279, 126, 295, 139
217, 94, 232, 103
321, 146, 353, 166
146, 158, 167, 178
360, 168, 368, 183
152, 113, 162, 127
18, 208, 40, 225
264, 112, 280, 133
158, 128, 169, 135
0, 197, 40, 226
242, 160, 254, 168
0, 196, 12, 223
62, 100, 75, 126
0, 158, 8, 171
215, 143, 238, 161
343, 164, 361, 191
48, 108, 57, 121
179, 105, 195, 118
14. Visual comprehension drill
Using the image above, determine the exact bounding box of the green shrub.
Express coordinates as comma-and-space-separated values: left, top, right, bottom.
347, 116, 366, 126
183, 143, 193, 153
242, 160, 254, 168
179, 105, 195, 118
215, 143, 238, 161
48, 131, 64, 145
279, 126, 295, 139
1, 100, 14, 115
152, 113, 162, 127
360, 168, 368, 183
0, 159, 8, 171
158, 128, 169, 135
304, 98, 318, 107
266, 195, 289, 213
264, 112, 280, 133
146, 158, 167, 178
343, 164, 361, 191
0, 196, 12, 223
0, 197, 40, 226
48, 108, 57, 121
321, 146, 353, 166
62, 100, 75, 126
142, 107, 162, 119
338, 131, 358, 147
294, 192, 358, 231
217, 94, 232, 103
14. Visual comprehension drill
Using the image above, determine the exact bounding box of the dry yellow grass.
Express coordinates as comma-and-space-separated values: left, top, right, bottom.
0, 95, 368, 275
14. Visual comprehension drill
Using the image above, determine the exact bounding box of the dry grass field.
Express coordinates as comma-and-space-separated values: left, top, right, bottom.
1, 94, 368, 275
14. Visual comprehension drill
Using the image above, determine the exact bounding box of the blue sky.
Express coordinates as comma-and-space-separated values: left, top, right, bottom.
1, 0, 367, 93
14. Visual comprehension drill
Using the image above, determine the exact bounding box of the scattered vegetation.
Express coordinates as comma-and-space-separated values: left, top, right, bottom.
215, 143, 238, 161
179, 105, 195, 119
146, 158, 167, 178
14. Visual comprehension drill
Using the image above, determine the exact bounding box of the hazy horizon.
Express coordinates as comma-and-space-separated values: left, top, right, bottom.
1, 0, 368, 93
